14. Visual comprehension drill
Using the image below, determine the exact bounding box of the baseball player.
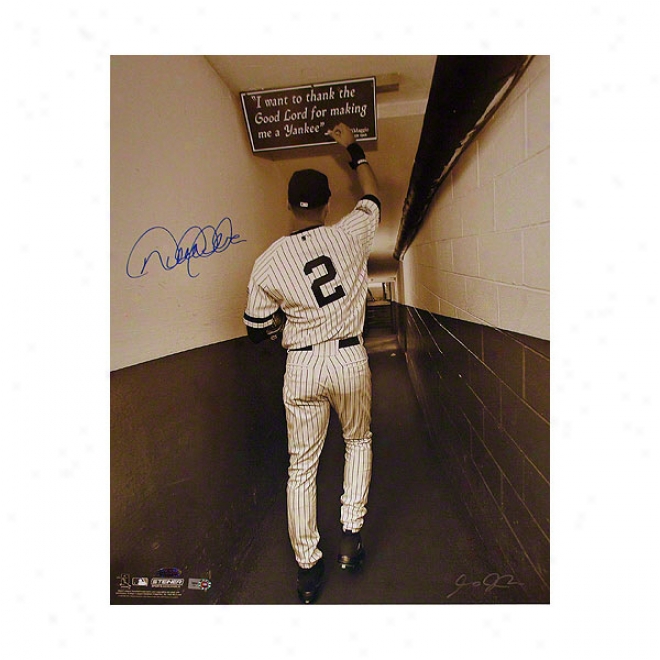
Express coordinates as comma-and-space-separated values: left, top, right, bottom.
243, 122, 380, 604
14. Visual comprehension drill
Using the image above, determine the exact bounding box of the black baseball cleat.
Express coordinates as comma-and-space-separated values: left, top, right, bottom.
337, 529, 365, 570
297, 558, 324, 604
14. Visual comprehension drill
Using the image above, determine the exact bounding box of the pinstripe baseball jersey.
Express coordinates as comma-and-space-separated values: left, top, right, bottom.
244, 196, 380, 349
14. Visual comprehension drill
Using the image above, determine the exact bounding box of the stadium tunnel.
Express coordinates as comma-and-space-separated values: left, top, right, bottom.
111, 55, 549, 604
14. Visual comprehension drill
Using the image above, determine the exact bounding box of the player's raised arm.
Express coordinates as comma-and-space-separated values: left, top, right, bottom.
327, 122, 379, 200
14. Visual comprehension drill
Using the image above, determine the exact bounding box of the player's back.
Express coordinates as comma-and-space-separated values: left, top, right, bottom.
269, 223, 368, 347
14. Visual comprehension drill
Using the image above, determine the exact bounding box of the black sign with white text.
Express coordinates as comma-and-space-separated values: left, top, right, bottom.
240, 77, 377, 153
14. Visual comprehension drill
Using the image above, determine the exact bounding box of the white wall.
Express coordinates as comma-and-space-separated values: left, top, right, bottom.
395, 56, 550, 340
111, 56, 289, 370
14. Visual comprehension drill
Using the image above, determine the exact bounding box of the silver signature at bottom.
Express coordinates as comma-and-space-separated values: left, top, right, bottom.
446, 573, 524, 600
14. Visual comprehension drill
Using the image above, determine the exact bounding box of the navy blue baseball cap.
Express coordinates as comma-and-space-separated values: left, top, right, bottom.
288, 169, 331, 209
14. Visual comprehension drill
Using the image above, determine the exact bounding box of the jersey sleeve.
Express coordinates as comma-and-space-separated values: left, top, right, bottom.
243, 256, 280, 333
335, 195, 381, 254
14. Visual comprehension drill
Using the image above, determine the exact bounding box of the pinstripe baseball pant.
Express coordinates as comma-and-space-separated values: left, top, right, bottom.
283, 342, 373, 569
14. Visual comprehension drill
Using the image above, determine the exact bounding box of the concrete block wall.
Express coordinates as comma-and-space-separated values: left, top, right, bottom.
397, 304, 550, 601
396, 55, 550, 341
393, 56, 551, 601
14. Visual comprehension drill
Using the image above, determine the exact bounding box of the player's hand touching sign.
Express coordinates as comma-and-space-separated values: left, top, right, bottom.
326, 122, 356, 147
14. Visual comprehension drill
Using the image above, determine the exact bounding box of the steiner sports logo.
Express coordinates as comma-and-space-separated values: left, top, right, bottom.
151, 577, 185, 588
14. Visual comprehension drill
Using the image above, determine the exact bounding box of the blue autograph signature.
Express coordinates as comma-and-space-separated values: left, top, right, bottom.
126, 217, 246, 279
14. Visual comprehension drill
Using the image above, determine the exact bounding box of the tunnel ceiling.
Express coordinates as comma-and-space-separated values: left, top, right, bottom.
205, 55, 531, 281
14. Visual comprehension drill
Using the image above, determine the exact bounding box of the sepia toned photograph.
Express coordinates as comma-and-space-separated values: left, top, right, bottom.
111, 55, 550, 605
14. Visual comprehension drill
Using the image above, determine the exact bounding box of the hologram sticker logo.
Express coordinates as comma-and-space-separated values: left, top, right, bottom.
157, 567, 182, 578
188, 578, 212, 591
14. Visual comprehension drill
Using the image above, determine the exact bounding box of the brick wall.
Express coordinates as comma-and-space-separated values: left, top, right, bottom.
395, 55, 550, 341
398, 303, 550, 602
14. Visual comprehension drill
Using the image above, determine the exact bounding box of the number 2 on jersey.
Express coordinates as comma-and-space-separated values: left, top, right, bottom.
304, 255, 346, 308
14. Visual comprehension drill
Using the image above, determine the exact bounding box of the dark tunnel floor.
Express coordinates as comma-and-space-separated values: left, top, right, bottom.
228, 328, 528, 605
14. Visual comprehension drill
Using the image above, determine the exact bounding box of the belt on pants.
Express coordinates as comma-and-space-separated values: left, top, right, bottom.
290, 336, 360, 352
